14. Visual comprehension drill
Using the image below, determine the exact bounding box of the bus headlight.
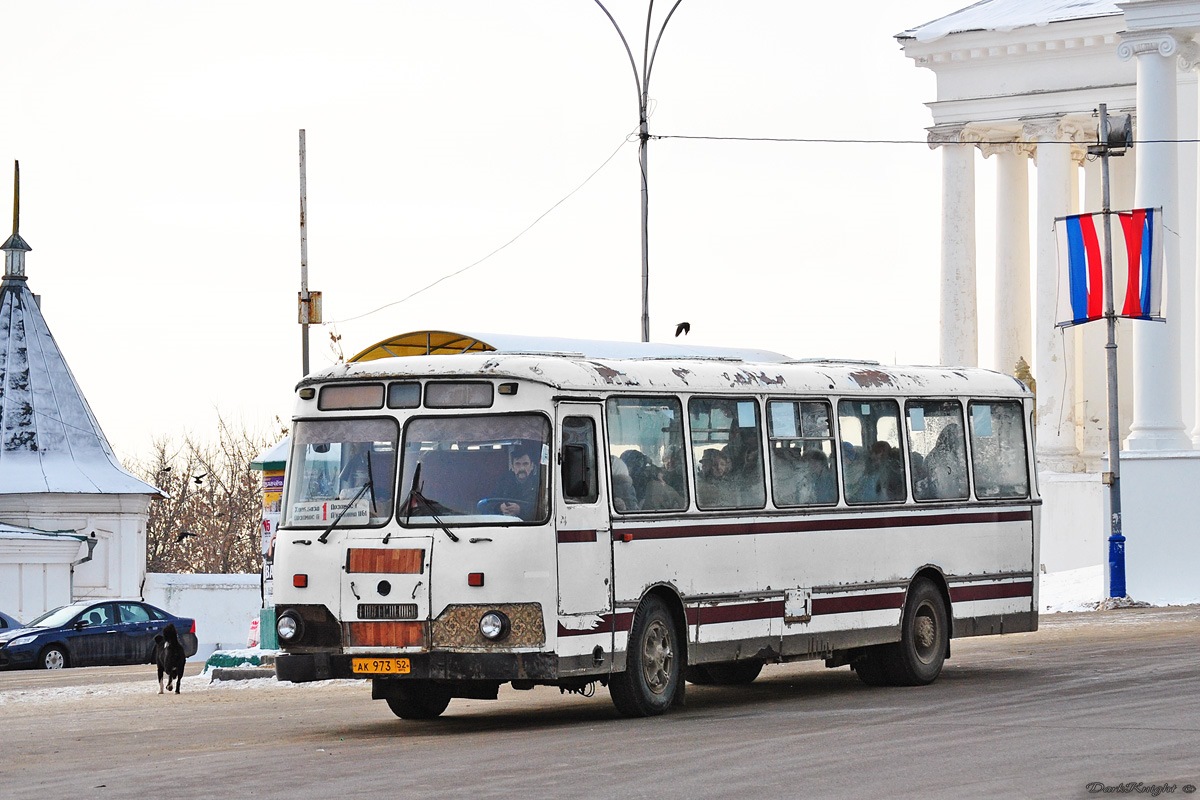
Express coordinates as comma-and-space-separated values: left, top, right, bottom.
277, 610, 303, 643
479, 611, 510, 641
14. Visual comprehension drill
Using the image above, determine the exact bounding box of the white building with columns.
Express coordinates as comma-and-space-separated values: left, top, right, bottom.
899, 0, 1200, 604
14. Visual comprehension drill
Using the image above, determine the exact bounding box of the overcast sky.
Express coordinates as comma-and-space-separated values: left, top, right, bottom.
3, 0, 980, 460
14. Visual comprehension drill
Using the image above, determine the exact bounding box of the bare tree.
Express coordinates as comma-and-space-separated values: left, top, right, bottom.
128, 414, 287, 574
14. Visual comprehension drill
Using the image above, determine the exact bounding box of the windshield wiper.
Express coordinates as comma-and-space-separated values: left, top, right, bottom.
317, 479, 372, 544
399, 462, 458, 543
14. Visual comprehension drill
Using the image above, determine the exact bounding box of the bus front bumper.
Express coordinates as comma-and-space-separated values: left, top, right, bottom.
275, 651, 559, 683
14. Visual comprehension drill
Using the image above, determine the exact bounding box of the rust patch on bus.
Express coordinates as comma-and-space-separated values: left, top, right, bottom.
724, 370, 786, 387
345, 621, 426, 647
346, 548, 424, 574
848, 369, 896, 388
586, 362, 641, 386
671, 367, 693, 384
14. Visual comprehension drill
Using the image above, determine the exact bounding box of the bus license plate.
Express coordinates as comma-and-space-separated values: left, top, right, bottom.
352, 657, 411, 675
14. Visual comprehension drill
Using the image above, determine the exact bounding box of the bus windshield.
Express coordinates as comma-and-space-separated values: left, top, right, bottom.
284, 418, 399, 528
399, 414, 550, 525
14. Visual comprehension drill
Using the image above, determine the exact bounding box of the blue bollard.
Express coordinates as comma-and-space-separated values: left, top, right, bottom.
1108, 532, 1126, 599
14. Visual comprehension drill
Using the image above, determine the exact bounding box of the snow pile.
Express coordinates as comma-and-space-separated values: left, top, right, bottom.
0, 673, 359, 706
1040, 564, 1104, 613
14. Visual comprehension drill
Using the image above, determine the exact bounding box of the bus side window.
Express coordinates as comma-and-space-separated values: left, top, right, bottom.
767, 399, 838, 507
838, 399, 906, 504
689, 397, 766, 510
969, 401, 1030, 498
605, 397, 687, 513
906, 400, 968, 502
561, 417, 599, 503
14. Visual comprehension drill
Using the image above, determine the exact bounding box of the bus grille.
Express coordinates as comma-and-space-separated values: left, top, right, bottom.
358, 603, 418, 620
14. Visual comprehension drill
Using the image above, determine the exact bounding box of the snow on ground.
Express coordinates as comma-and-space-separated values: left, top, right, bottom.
0, 669, 359, 706
1039, 564, 1105, 613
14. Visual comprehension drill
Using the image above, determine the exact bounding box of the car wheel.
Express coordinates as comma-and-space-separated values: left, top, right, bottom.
384, 682, 452, 720
40, 645, 68, 670
609, 595, 682, 717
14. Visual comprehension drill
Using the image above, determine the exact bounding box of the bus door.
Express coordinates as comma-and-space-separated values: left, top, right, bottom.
554, 404, 613, 617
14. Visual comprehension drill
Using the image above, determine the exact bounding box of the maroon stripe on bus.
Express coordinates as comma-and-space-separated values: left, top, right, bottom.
557, 529, 598, 544
811, 592, 906, 616
688, 601, 785, 625
611, 509, 1033, 542
949, 580, 1034, 602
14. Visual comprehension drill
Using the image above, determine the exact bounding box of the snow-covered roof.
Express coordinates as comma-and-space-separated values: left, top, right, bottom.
0, 264, 158, 496
899, 0, 1122, 43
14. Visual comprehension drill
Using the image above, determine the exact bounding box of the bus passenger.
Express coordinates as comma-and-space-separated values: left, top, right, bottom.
639, 464, 685, 511
697, 448, 736, 508
796, 449, 837, 504
854, 441, 905, 503
921, 423, 967, 499
611, 455, 638, 512
492, 442, 541, 520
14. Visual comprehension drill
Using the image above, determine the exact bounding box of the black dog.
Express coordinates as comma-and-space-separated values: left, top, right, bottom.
154, 623, 187, 695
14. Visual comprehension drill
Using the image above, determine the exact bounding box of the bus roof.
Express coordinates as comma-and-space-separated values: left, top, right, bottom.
347, 329, 794, 364
304, 348, 1031, 399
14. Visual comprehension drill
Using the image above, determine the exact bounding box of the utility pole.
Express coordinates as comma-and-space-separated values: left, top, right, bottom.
1088, 104, 1132, 599
594, 0, 684, 342
298, 130, 321, 376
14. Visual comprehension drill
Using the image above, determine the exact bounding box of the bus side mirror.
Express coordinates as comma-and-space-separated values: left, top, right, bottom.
562, 445, 590, 498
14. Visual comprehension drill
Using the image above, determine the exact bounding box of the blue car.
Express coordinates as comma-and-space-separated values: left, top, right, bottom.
0, 599, 198, 670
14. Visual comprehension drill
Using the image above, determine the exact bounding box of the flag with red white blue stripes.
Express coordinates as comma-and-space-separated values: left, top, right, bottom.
1055, 207, 1163, 328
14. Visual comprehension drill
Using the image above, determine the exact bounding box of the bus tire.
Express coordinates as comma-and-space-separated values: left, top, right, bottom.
889, 578, 949, 686
384, 681, 452, 720
699, 659, 764, 685
610, 596, 681, 717
852, 648, 893, 686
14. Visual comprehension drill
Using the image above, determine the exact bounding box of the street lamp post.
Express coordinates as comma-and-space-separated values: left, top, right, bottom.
593, 0, 684, 343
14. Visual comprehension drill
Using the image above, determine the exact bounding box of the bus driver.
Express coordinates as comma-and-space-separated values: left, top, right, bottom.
492, 442, 541, 520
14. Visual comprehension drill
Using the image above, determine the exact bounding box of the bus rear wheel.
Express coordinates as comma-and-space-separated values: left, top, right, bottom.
610, 596, 682, 717
383, 681, 452, 720
853, 579, 948, 687
890, 578, 949, 686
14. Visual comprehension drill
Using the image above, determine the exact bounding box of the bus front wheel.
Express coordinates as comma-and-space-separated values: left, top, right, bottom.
383, 681, 452, 720
610, 596, 682, 717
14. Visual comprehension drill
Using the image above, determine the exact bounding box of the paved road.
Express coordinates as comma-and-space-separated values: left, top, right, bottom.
2, 607, 1198, 800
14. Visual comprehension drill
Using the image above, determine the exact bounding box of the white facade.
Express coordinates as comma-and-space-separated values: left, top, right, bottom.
900, 0, 1200, 603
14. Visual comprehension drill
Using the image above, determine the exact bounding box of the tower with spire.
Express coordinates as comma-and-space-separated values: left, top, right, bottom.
0, 161, 160, 619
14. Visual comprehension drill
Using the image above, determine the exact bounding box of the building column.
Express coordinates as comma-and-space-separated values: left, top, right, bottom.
1027, 116, 1080, 469
991, 143, 1032, 377
930, 125, 979, 367
1118, 31, 1192, 451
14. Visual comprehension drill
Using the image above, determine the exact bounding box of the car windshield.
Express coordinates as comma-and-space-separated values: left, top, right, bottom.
25, 605, 85, 628
284, 418, 399, 528
399, 414, 550, 525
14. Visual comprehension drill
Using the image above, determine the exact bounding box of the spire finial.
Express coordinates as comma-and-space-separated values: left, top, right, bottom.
2, 159, 31, 279
12, 160, 19, 236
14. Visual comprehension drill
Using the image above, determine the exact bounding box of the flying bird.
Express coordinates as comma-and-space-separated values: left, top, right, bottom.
192, 473, 206, 485
176, 530, 197, 543
675, 321, 690, 337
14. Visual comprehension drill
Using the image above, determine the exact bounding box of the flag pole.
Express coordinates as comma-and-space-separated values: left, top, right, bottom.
1096, 104, 1126, 599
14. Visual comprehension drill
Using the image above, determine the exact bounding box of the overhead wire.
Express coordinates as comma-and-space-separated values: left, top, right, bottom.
326, 127, 1192, 325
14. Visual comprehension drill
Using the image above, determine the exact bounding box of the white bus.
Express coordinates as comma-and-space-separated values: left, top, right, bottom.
273, 337, 1038, 718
